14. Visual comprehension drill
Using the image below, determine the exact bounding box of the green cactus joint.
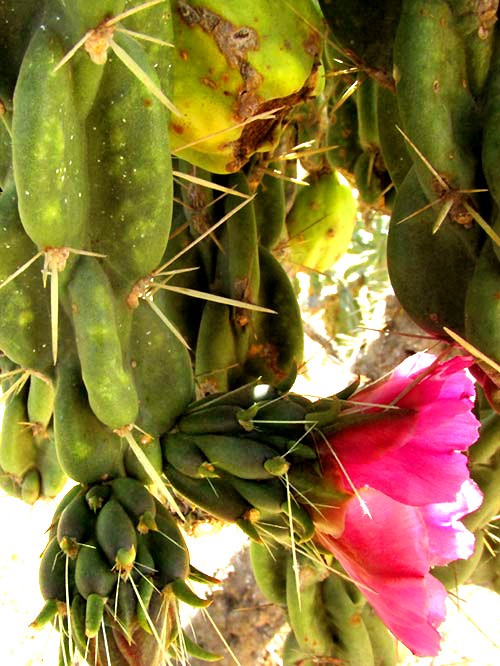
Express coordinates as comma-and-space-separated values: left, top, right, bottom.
236, 516, 262, 543
30, 598, 59, 631
114, 544, 137, 579
59, 535, 80, 560
137, 511, 157, 535
84, 593, 106, 639
264, 456, 290, 476
237, 403, 260, 430
85, 485, 111, 513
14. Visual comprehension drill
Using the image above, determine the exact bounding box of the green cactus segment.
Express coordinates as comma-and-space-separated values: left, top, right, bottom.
387, 168, 482, 338
450, 0, 498, 98
12, 27, 88, 250
465, 240, 500, 370
136, 574, 155, 634
356, 77, 380, 154
84, 593, 106, 638
35, 433, 67, 499
0, 186, 52, 370
249, 540, 288, 606
57, 489, 95, 558
0, 383, 37, 481
195, 301, 239, 394
322, 574, 374, 666
87, 33, 172, 290
164, 463, 251, 522
129, 295, 194, 437
39, 537, 73, 603
170, 578, 211, 607
75, 540, 118, 599
181, 631, 223, 662
51, 0, 125, 36
110, 477, 157, 531
361, 605, 397, 666
227, 475, 286, 514
123, 433, 164, 484
252, 163, 286, 250
393, 0, 477, 215
54, 358, 127, 484
287, 166, 359, 271
178, 403, 252, 435
96, 498, 138, 574
162, 432, 215, 479
244, 246, 303, 391
85, 484, 111, 513
20, 467, 41, 505
376, 85, 412, 191
0, 97, 12, 190
286, 557, 335, 656
282, 630, 316, 666
482, 32, 500, 210
177, 433, 277, 480
216, 174, 259, 366
122, 0, 174, 84
218, 171, 259, 303
144, 503, 190, 588
169, 0, 323, 173
68, 256, 138, 429
27, 374, 55, 430
327, 88, 361, 176
47, 0, 126, 120
30, 598, 59, 631
156, 196, 206, 349
285, 554, 377, 665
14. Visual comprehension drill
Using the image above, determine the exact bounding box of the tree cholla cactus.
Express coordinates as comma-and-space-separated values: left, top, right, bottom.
0, 1, 499, 664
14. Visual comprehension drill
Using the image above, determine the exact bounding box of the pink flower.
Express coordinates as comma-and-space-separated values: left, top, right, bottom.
315, 352, 483, 657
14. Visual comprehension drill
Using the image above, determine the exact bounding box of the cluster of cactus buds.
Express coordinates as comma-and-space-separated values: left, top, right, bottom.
2, 0, 500, 664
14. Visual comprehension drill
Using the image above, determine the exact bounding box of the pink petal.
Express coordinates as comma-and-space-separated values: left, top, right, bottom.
324, 410, 420, 465
328, 377, 479, 505
408, 402, 480, 452
350, 353, 475, 410
420, 480, 483, 566
316, 489, 447, 656
320, 489, 431, 576
349, 352, 441, 406
342, 446, 471, 506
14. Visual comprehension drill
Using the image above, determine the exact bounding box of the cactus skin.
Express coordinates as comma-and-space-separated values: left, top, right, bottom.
168, 0, 323, 172
12, 26, 88, 251
286, 169, 357, 272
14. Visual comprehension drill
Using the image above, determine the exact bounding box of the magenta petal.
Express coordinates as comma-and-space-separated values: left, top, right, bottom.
327, 410, 420, 464
360, 574, 446, 657
408, 402, 480, 452
342, 446, 471, 505
323, 490, 431, 576
316, 489, 447, 656
351, 353, 475, 409
333, 396, 479, 505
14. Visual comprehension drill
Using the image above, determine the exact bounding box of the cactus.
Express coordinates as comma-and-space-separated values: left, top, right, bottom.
3, 1, 500, 664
